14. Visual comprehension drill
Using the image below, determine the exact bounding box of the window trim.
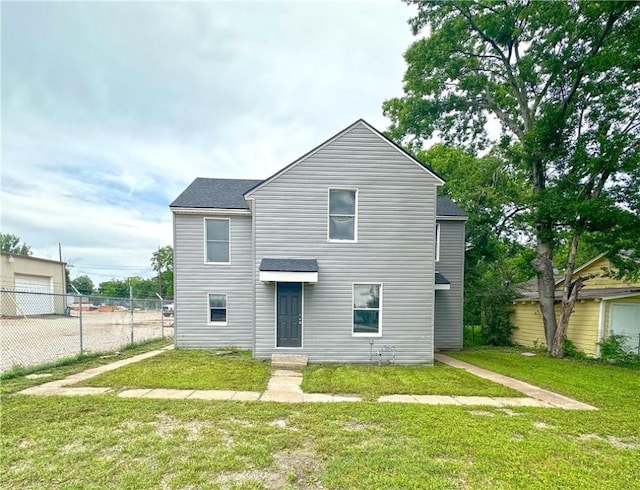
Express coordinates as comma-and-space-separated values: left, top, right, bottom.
327, 188, 358, 243
204, 217, 231, 265
207, 293, 228, 326
435, 222, 440, 262
352, 282, 382, 337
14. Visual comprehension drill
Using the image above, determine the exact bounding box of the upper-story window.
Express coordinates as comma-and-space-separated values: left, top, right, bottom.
435, 223, 440, 262
205, 218, 230, 263
328, 189, 357, 241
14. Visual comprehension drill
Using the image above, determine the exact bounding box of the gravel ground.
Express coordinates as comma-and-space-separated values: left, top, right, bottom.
0, 310, 174, 372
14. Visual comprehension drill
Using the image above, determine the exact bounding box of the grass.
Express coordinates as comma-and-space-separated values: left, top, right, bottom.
0, 338, 171, 396
447, 346, 640, 410
2, 347, 639, 489
75, 349, 272, 392
301, 362, 522, 400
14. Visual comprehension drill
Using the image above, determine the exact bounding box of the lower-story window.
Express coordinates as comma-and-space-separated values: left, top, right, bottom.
353, 283, 381, 336
208, 293, 227, 324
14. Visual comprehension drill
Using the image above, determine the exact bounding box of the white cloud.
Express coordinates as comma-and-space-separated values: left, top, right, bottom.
1, 0, 416, 285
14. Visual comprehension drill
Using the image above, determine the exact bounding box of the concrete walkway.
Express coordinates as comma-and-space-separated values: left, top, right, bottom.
19, 348, 597, 410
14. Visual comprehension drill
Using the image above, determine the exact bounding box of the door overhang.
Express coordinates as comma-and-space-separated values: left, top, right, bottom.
435, 271, 451, 290
259, 258, 318, 283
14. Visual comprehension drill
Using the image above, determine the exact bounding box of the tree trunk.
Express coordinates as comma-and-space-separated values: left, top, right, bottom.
532, 232, 557, 350
550, 233, 584, 358
552, 276, 585, 357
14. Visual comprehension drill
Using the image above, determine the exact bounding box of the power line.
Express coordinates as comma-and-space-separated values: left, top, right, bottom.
73, 269, 155, 278
69, 264, 153, 270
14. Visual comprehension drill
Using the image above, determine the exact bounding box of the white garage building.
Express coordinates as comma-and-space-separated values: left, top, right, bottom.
1, 253, 67, 316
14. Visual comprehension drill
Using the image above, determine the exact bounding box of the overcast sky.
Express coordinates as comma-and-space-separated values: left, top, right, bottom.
1, 0, 417, 286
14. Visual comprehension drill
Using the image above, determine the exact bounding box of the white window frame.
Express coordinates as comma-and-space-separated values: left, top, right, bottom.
204, 217, 231, 265
327, 188, 358, 242
207, 293, 228, 326
352, 282, 382, 337
435, 223, 440, 262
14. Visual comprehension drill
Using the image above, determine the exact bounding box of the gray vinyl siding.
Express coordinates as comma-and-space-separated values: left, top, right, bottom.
173, 213, 254, 348
434, 219, 466, 350
250, 123, 439, 364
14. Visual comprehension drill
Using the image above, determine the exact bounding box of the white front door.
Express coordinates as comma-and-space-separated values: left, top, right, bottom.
610, 303, 640, 354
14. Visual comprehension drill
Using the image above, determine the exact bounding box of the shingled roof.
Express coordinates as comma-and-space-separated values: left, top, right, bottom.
171, 178, 466, 217
170, 178, 263, 210
259, 258, 319, 272
436, 197, 467, 218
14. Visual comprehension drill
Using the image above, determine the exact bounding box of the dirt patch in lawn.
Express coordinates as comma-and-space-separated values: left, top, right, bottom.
215, 444, 324, 489
577, 433, 640, 450
117, 413, 209, 441
342, 418, 382, 432
468, 409, 494, 417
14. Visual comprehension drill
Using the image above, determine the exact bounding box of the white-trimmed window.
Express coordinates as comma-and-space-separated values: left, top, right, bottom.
435, 223, 440, 262
353, 283, 381, 336
205, 218, 230, 263
328, 189, 357, 241
208, 293, 227, 324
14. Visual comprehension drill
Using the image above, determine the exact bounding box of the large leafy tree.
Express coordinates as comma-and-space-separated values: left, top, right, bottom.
420, 144, 534, 334
384, 1, 640, 357
0, 233, 32, 256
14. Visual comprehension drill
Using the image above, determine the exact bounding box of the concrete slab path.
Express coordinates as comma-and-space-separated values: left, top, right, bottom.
435, 354, 596, 410
18, 347, 596, 410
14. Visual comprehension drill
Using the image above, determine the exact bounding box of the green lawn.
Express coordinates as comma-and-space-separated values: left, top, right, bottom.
0, 338, 172, 396
302, 362, 522, 400
75, 349, 272, 392
447, 347, 640, 409
2, 347, 639, 489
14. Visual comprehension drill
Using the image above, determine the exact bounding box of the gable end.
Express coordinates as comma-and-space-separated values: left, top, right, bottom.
244, 119, 444, 198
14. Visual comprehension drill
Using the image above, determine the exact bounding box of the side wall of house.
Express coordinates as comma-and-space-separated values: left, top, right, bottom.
512, 301, 601, 356
250, 123, 439, 364
434, 219, 465, 350
173, 213, 254, 348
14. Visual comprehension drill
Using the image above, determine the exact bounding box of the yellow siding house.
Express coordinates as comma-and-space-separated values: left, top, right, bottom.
512, 255, 640, 356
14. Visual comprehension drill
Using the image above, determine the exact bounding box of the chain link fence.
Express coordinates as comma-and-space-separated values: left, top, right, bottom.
0, 290, 174, 372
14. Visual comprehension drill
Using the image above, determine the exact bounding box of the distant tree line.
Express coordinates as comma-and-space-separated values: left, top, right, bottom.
3, 232, 173, 300
66, 246, 174, 299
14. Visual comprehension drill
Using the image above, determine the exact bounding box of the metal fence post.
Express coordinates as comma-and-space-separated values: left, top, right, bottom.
78, 295, 83, 355
129, 286, 134, 345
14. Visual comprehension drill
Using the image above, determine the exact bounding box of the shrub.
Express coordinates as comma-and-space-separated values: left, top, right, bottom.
598, 334, 640, 365
477, 261, 518, 346
562, 339, 587, 360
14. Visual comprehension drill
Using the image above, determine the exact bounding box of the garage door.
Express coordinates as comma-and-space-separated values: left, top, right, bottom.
610, 303, 640, 354
14, 274, 54, 315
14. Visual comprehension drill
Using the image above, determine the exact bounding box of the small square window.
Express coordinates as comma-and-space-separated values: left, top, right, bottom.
208, 293, 227, 324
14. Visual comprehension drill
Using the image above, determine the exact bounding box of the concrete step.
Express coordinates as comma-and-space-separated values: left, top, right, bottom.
271, 354, 308, 371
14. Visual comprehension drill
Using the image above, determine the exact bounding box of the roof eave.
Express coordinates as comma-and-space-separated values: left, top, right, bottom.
170, 207, 251, 216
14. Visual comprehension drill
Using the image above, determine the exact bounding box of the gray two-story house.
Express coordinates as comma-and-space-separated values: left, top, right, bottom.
170, 119, 466, 364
